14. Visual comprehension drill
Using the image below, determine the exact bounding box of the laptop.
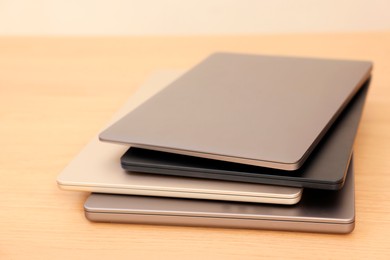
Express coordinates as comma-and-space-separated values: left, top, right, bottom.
120, 79, 369, 190
57, 71, 302, 204
100, 53, 372, 170
84, 158, 355, 234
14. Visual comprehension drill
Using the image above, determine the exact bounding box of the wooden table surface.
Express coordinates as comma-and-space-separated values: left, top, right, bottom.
1, 33, 390, 259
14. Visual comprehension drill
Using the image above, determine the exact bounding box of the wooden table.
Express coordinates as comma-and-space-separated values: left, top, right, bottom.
1, 34, 390, 259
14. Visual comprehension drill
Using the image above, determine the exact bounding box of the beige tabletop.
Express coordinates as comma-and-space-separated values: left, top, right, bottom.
1, 33, 390, 259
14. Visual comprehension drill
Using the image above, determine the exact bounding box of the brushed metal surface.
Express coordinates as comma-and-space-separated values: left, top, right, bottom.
100, 53, 371, 170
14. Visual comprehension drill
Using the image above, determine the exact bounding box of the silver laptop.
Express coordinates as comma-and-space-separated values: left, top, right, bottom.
99, 53, 372, 170
57, 71, 302, 204
84, 158, 355, 234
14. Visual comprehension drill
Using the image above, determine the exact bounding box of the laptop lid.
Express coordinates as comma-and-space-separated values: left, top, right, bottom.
100, 53, 372, 170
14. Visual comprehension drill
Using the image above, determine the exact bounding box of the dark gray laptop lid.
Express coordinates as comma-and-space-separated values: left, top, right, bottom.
100, 53, 371, 170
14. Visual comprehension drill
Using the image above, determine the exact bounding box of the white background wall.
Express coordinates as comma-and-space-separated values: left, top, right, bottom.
0, 0, 389, 35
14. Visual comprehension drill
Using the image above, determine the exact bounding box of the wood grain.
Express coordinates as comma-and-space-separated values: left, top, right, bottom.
1, 34, 390, 259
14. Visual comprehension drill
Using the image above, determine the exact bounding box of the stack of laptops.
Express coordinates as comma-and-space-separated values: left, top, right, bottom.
57, 53, 372, 233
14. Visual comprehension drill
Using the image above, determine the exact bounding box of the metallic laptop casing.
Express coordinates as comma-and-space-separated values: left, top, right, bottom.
100, 53, 372, 170
84, 159, 355, 234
